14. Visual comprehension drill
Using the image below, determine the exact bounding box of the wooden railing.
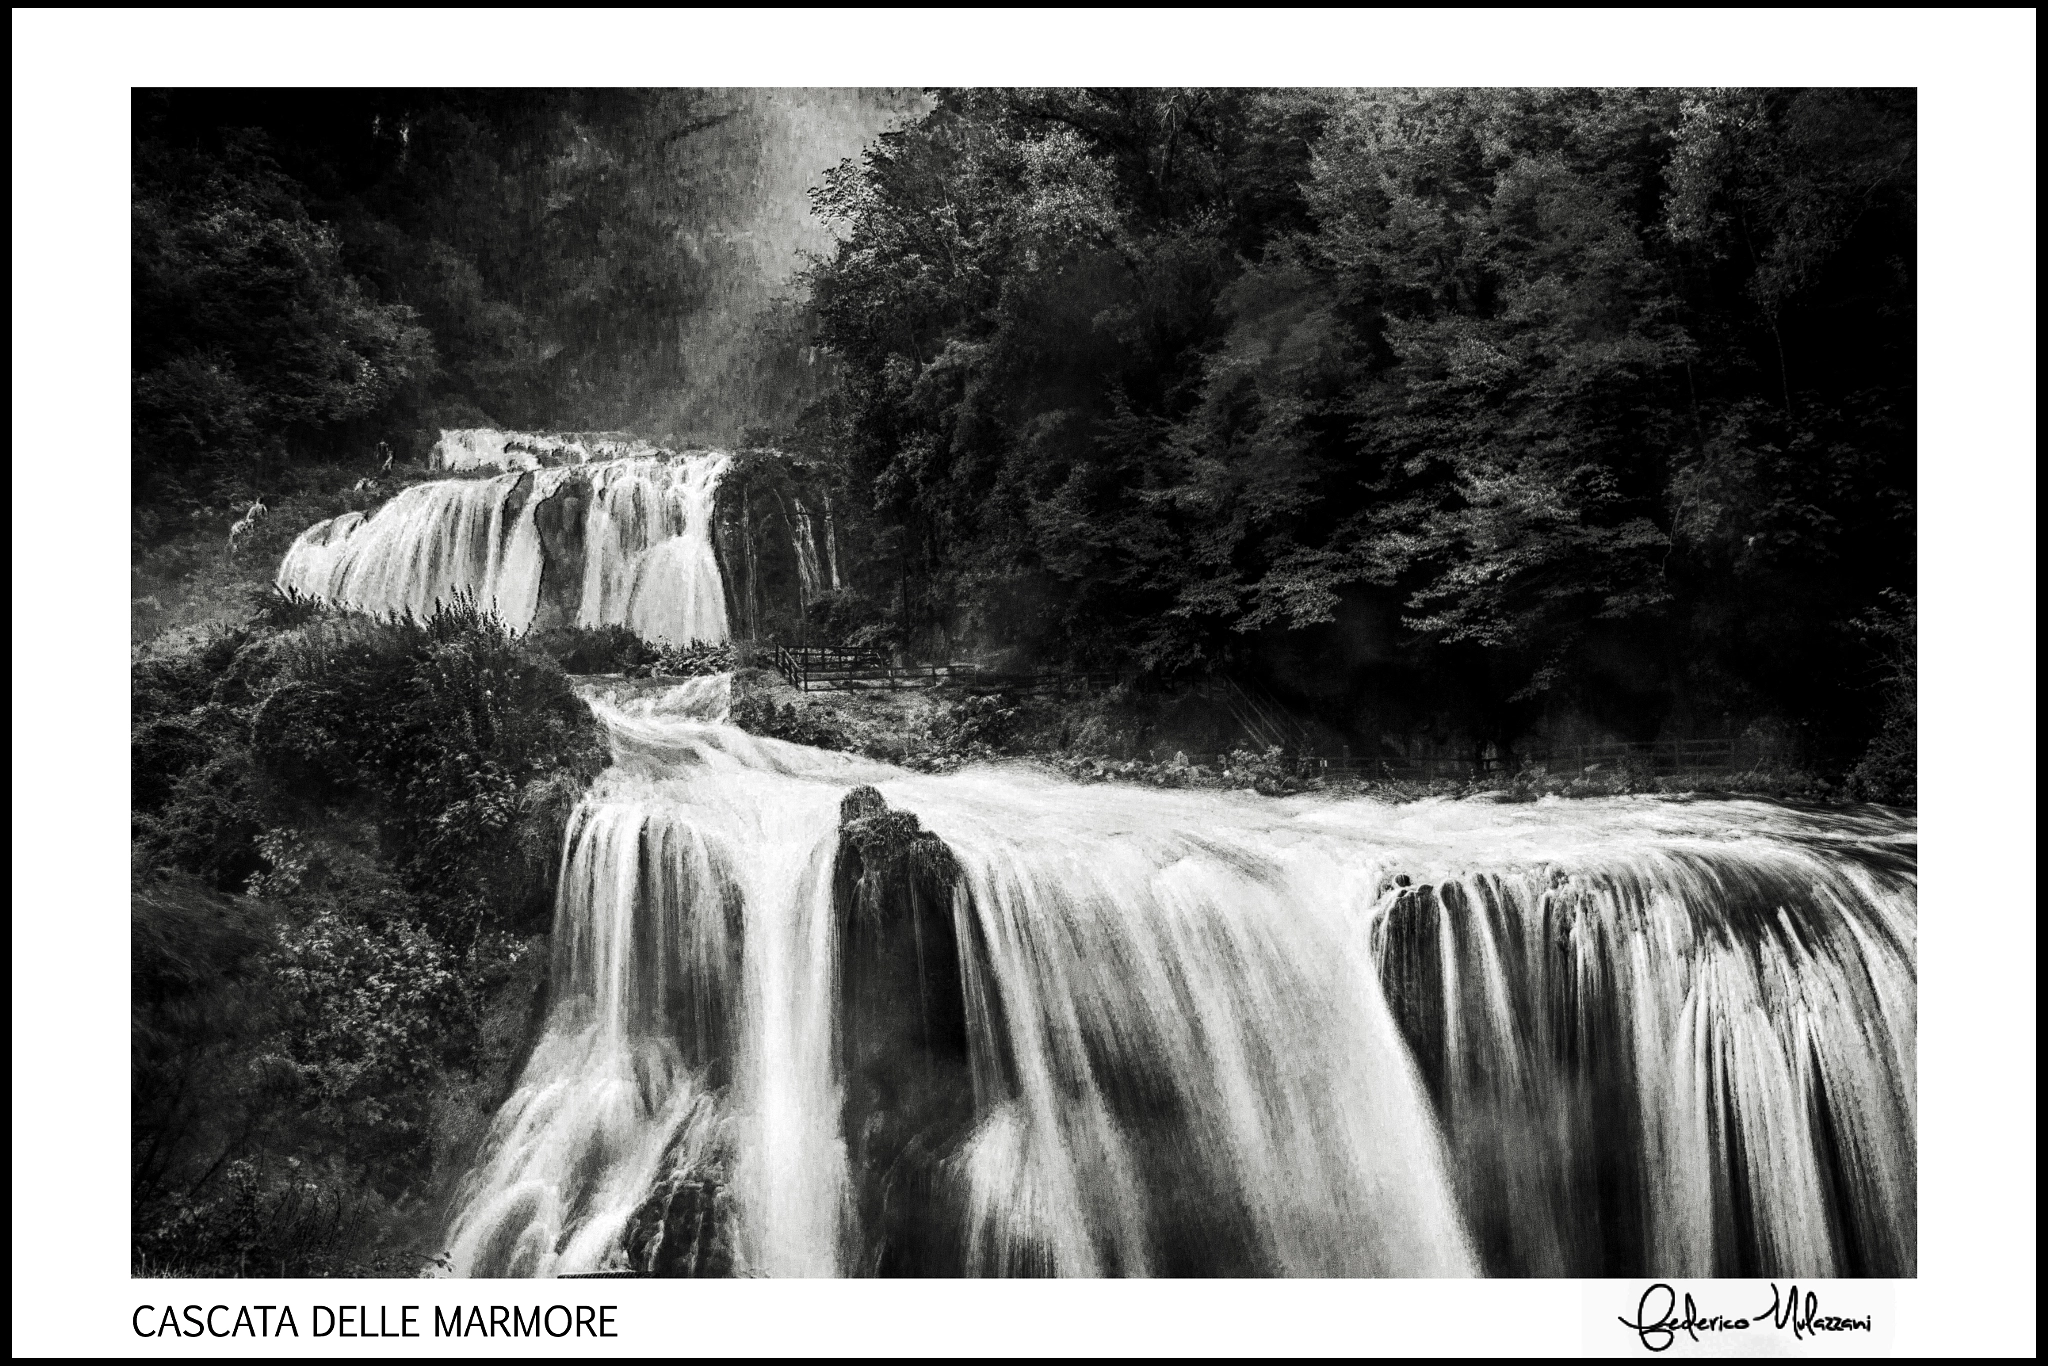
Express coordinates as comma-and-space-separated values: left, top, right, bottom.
772, 645, 1113, 694
1189, 677, 1316, 754
1561, 738, 1741, 772
1293, 737, 1746, 780
772, 645, 886, 690
771, 645, 976, 692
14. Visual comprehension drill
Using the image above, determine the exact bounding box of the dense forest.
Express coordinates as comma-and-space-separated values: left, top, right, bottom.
134, 86, 1915, 782
797, 88, 1916, 778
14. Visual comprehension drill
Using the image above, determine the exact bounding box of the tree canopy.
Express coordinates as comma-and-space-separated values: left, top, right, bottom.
798, 88, 1915, 756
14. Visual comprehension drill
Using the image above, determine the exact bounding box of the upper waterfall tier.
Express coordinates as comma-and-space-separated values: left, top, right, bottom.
431, 428, 673, 472
276, 453, 730, 643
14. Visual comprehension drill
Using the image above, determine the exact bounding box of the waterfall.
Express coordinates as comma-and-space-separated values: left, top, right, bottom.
820, 491, 841, 592
790, 498, 823, 608
276, 451, 731, 644
443, 679, 1917, 1278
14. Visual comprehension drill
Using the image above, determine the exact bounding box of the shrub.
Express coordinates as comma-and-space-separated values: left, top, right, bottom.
1222, 746, 1302, 796
526, 627, 736, 679
263, 911, 469, 1164
136, 751, 268, 891
730, 692, 853, 750
134, 1156, 423, 1278
945, 693, 1019, 751
1845, 591, 1915, 805
652, 639, 735, 677
526, 623, 662, 675
249, 585, 331, 632
131, 874, 274, 1204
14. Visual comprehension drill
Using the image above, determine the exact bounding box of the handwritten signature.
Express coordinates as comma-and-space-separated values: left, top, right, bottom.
1618, 1282, 1875, 1352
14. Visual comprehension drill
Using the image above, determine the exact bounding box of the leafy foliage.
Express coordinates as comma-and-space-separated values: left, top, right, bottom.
131, 129, 434, 519
1844, 591, 1915, 805
525, 624, 666, 676
729, 691, 855, 751
131, 597, 602, 1274
134, 1156, 423, 1278
130, 89, 917, 541
799, 87, 1915, 766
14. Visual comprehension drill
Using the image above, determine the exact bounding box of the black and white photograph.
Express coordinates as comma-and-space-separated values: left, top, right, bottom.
11, 8, 2036, 1358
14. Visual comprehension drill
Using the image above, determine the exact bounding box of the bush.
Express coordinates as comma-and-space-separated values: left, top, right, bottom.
652, 639, 735, 677
132, 594, 608, 1274
730, 692, 854, 750
526, 624, 663, 675
135, 597, 605, 932
134, 1156, 424, 1278
1845, 591, 1915, 806
132, 874, 274, 1205
945, 693, 1019, 751
263, 911, 469, 1164
136, 750, 268, 892
526, 627, 736, 680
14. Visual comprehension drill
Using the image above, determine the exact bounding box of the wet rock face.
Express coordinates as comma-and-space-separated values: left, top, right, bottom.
530, 472, 591, 630
1375, 881, 1449, 1113
832, 785, 976, 1276
625, 1174, 735, 1278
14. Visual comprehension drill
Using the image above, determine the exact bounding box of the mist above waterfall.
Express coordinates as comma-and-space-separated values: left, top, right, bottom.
131, 86, 925, 502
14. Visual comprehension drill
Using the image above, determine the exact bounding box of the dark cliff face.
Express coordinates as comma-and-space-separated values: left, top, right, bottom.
530, 472, 591, 630
713, 453, 841, 644
831, 785, 978, 1276
625, 1164, 736, 1278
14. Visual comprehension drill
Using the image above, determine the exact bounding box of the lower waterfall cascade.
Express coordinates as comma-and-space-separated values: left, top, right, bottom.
440, 676, 1917, 1279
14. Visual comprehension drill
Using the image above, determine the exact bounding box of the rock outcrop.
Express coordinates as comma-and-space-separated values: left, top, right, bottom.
831, 785, 977, 1276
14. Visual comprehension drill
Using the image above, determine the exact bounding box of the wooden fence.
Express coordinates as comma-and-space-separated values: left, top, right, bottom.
1296, 737, 1745, 780
771, 645, 1107, 694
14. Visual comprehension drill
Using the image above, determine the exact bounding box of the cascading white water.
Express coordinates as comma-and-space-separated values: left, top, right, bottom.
276, 452, 731, 644
431, 428, 664, 472
445, 677, 854, 1278
789, 495, 839, 607
443, 678, 1917, 1278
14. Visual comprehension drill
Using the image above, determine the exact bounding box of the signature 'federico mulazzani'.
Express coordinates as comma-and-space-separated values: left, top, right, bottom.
1618, 1282, 1877, 1352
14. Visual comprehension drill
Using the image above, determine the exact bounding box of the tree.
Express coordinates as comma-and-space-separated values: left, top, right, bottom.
802, 86, 1916, 759
131, 126, 433, 516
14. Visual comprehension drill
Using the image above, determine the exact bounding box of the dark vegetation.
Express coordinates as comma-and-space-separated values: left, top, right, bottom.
728, 669, 1846, 803
522, 627, 735, 679
131, 595, 604, 1273
793, 88, 1916, 796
